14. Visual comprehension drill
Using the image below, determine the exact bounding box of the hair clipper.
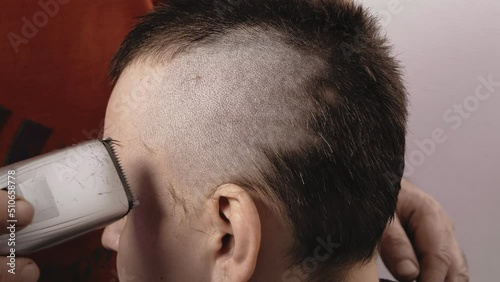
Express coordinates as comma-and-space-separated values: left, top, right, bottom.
0, 139, 138, 255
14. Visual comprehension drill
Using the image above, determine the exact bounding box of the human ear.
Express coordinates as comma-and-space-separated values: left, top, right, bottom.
209, 184, 261, 282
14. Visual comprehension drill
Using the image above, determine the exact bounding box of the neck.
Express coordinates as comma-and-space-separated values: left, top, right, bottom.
344, 257, 379, 282
250, 200, 380, 282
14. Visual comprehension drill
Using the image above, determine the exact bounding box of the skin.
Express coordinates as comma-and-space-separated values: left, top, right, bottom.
0, 193, 39, 282
380, 179, 469, 282
102, 55, 466, 281
98, 61, 379, 282
0, 43, 468, 282
0, 173, 469, 282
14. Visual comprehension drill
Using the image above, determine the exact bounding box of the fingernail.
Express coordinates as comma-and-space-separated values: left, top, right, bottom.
20, 263, 39, 282
396, 260, 418, 276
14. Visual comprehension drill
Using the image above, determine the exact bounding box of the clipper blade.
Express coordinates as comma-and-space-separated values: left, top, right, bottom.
101, 138, 139, 210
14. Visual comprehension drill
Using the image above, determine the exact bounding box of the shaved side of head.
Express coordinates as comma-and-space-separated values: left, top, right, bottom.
114, 29, 327, 213
110, 0, 407, 280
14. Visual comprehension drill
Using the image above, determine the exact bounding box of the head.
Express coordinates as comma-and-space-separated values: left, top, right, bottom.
101, 0, 407, 281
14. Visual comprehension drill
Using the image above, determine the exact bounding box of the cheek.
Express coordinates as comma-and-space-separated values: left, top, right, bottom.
109, 144, 203, 279
116, 203, 206, 281
116, 214, 162, 281
115, 202, 175, 281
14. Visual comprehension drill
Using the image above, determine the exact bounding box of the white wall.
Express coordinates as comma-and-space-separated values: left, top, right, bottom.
357, 0, 500, 280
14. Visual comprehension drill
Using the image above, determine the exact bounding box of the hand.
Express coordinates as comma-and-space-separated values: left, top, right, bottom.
1, 190, 40, 282
379, 179, 469, 282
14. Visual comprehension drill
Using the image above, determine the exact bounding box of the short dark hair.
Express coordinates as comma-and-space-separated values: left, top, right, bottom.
110, 0, 407, 281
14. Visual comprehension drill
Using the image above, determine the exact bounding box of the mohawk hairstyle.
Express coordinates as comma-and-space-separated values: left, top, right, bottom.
110, 0, 407, 281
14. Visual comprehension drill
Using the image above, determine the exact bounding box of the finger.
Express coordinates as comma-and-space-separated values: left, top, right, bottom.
0, 190, 35, 233
418, 250, 451, 282
379, 215, 420, 282
398, 180, 451, 282
445, 239, 469, 282
0, 257, 40, 282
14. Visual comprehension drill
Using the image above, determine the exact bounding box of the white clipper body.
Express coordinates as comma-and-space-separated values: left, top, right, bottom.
0, 139, 137, 255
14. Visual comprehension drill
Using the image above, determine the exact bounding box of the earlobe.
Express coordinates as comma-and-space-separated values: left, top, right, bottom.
210, 184, 261, 282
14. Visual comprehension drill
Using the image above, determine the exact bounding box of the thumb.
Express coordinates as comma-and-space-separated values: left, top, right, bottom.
379, 215, 419, 282
0, 257, 40, 282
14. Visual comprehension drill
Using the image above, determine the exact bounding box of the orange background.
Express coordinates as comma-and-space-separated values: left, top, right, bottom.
0, 0, 152, 280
